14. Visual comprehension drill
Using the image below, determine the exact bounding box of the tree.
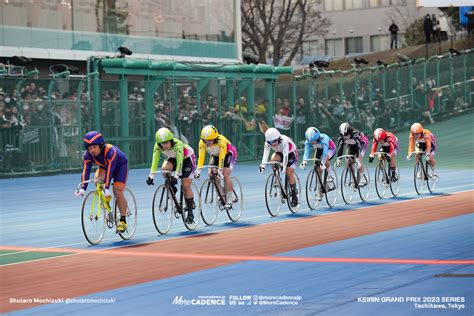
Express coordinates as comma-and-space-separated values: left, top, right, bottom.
405, 18, 425, 46
241, 0, 330, 66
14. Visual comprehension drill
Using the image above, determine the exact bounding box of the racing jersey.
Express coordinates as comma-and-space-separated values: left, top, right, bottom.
197, 134, 233, 170
337, 129, 368, 157
261, 135, 297, 167
408, 129, 436, 154
81, 144, 128, 190
370, 131, 399, 156
302, 133, 336, 163
150, 138, 194, 175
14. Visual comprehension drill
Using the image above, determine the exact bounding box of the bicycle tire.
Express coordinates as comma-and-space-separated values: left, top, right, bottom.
305, 169, 321, 210
390, 167, 400, 197
341, 166, 355, 204
152, 184, 174, 235
286, 173, 301, 213
115, 188, 138, 240
325, 167, 338, 207
81, 191, 106, 245
414, 160, 425, 195
199, 179, 219, 226
426, 164, 437, 193
374, 161, 387, 199
265, 173, 283, 217
181, 183, 201, 231
226, 177, 243, 222
358, 166, 370, 202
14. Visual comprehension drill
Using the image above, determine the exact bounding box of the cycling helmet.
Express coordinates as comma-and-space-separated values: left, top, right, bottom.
339, 123, 351, 136
265, 128, 281, 144
410, 122, 423, 134
84, 131, 105, 149
373, 128, 387, 142
155, 127, 174, 144
201, 125, 218, 141
305, 127, 320, 142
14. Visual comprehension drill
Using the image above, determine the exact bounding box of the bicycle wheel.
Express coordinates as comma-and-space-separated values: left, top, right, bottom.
182, 183, 201, 231
341, 166, 356, 204
200, 179, 220, 226
414, 160, 425, 195
390, 167, 401, 197
115, 188, 138, 240
374, 162, 388, 199
286, 173, 301, 214
152, 184, 174, 235
305, 169, 322, 210
265, 173, 284, 217
226, 177, 243, 222
81, 191, 106, 245
426, 164, 437, 193
325, 167, 338, 207
358, 165, 370, 201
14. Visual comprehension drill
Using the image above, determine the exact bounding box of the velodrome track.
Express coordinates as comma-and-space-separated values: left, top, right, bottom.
1, 114, 473, 315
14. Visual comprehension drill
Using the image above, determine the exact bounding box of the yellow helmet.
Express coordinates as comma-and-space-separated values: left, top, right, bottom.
201, 125, 218, 141
410, 122, 423, 134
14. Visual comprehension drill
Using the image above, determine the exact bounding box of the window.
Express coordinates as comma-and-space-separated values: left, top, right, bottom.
345, 37, 363, 55
325, 38, 343, 58
324, 0, 343, 11
302, 40, 319, 56
370, 35, 389, 52
345, 0, 364, 9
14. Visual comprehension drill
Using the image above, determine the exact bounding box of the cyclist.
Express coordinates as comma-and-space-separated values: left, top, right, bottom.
146, 127, 197, 224
75, 131, 129, 233
407, 122, 437, 175
368, 128, 400, 181
195, 125, 238, 208
300, 127, 336, 199
336, 123, 369, 185
259, 127, 299, 207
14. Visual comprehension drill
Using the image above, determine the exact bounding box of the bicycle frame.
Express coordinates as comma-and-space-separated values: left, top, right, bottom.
306, 158, 329, 193
262, 161, 288, 199
335, 154, 359, 189
373, 151, 391, 184
151, 170, 184, 215
77, 179, 112, 220
199, 165, 234, 207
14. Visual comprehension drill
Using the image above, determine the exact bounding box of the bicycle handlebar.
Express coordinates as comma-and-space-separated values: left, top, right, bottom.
261, 161, 283, 166
150, 170, 173, 175
372, 151, 389, 156
335, 155, 355, 163
305, 158, 321, 162
197, 164, 219, 170
76, 179, 104, 190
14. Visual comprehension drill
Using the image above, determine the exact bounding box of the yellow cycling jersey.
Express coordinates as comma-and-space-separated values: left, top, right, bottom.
197, 134, 232, 170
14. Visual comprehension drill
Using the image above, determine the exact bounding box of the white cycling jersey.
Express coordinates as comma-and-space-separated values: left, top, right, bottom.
261, 135, 297, 167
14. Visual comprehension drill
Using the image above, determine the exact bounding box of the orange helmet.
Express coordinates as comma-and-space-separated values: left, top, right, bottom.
373, 128, 387, 142
410, 123, 423, 134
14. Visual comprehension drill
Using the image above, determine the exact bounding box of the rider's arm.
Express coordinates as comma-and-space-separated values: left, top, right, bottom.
150, 143, 162, 174
336, 137, 344, 157
104, 145, 118, 189
197, 139, 207, 169
282, 138, 290, 167
370, 139, 378, 156
353, 132, 363, 157
302, 140, 311, 161
80, 152, 93, 190
174, 140, 185, 175
261, 142, 271, 165
408, 134, 415, 154
388, 138, 395, 157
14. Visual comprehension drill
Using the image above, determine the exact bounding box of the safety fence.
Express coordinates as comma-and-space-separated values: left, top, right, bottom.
0, 50, 472, 176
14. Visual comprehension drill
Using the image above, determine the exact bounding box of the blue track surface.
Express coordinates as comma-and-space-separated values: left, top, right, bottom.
1, 164, 473, 315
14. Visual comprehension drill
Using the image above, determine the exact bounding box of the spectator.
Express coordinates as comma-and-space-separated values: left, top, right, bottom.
389, 20, 400, 49
439, 12, 449, 41
424, 14, 433, 43
431, 14, 441, 43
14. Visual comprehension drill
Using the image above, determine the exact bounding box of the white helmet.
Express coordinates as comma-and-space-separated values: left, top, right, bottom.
265, 128, 281, 144
339, 123, 350, 136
